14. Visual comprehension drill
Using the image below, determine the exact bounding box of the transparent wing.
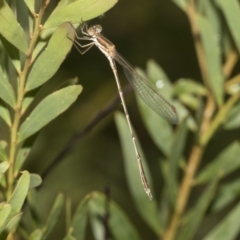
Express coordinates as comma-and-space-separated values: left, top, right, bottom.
113, 51, 178, 124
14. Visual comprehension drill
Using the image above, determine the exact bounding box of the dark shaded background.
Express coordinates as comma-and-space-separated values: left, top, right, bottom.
23, 0, 240, 239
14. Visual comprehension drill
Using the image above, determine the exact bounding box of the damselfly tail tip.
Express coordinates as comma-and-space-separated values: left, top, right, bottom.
147, 191, 153, 201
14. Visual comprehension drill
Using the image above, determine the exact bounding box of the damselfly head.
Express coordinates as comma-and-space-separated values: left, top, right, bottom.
87, 25, 102, 36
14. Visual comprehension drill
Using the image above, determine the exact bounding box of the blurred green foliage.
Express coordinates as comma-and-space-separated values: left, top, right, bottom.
0, 0, 240, 240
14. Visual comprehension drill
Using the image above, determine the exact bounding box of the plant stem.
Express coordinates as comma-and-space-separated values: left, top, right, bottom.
162, 1, 217, 239
162, 95, 213, 240
200, 93, 240, 147
162, 144, 203, 240
6, 1, 49, 200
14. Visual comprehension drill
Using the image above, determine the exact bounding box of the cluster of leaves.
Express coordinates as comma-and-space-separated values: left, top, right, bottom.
0, 0, 118, 239
114, 1, 240, 240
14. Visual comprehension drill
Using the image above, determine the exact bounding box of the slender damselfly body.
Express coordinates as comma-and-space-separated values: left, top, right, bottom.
69, 22, 178, 199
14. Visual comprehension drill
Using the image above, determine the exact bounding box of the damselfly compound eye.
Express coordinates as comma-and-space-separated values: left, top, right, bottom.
95, 25, 102, 33
87, 27, 96, 36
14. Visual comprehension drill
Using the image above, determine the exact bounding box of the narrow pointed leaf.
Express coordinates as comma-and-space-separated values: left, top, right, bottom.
168, 118, 188, 202
158, 180, 171, 230
7, 171, 30, 220
223, 102, 240, 129
0, 105, 11, 127
42, 194, 64, 240
24, 0, 35, 14
0, 36, 21, 72
169, 117, 188, 174
215, 0, 240, 54
147, 60, 173, 99
0, 0, 28, 54
178, 93, 201, 110
177, 179, 218, 240
5, 213, 22, 231
196, 142, 240, 184
0, 141, 8, 162
211, 179, 240, 212
197, 15, 224, 106
0, 162, 10, 179
114, 112, 162, 234
174, 79, 207, 97
89, 195, 106, 240
0, 204, 11, 228
26, 23, 75, 91
89, 192, 140, 240
18, 85, 82, 143
202, 201, 240, 240
15, 147, 31, 173
71, 194, 89, 240
29, 229, 43, 240
22, 96, 34, 115
27, 189, 41, 226
0, 67, 16, 108
44, 0, 118, 29
202, 0, 221, 40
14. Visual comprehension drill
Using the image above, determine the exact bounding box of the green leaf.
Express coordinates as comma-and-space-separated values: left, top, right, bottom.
223, 102, 240, 129
24, 0, 35, 14
42, 194, 64, 240
169, 117, 188, 177
15, 147, 31, 173
29, 229, 43, 240
22, 96, 34, 115
0, 36, 21, 73
215, 0, 240, 54
202, 201, 240, 240
114, 112, 162, 235
158, 177, 171, 230
177, 179, 218, 240
197, 15, 224, 106
201, 0, 221, 41
5, 213, 22, 232
167, 118, 188, 202
26, 22, 75, 91
0, 66, 16, 108
18, 85, 82, 142
0, 161, 10, 183
196, 142, 240, 184
0, 105, 12, 127
146, 59, 173, 99
0, 162, 10, 182
89, 192, 140, 240
178, 93, 201, 110
43, 0, 118, 29
71, 194, 89, 240
27, 189, 41, 226
135, 68, 173, 156
174, 78, 207, 97
0, 0, 28, 54
29, 174, 42, 189
0, 141, 8, 162
171, 0, 187, 9
7, 171, 30, 220
211, 178, 240, 212
0, 204, 11, 229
